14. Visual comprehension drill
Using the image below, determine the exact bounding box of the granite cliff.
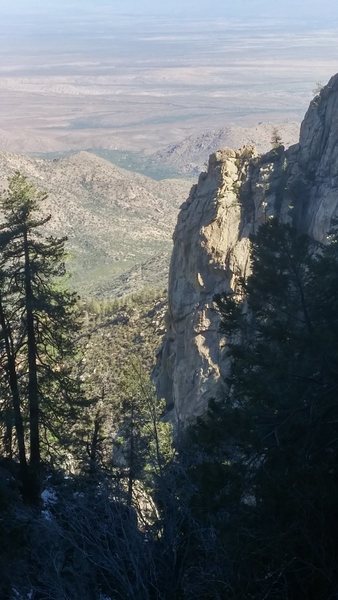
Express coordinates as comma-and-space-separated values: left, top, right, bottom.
156, 74, 338, 427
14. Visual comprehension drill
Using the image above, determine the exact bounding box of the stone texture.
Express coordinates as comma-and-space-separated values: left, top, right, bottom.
155, 73, 338, 427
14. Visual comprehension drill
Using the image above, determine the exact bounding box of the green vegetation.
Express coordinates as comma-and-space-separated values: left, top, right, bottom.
0, 149, 192, 300
192, 219, 338, 598
70, 240, 173, 298
0, 176, 174, 598
76, 289, 170, 478
2, 175, 338, 599
0, 174, 82, 503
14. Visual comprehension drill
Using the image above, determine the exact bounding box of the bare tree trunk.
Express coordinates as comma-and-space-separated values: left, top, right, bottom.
0, 294, 27, 469
88, 406, 104, 474
23, 227, 41, 502
2, 404, 13, 459
127, 400, 135, 507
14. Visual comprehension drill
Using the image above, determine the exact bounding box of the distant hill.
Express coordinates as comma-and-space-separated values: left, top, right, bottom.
0, 151, 192, 296
149, 122, 300, 176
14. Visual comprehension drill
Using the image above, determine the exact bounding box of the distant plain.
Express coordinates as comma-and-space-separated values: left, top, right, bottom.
0, 6, 337, 296
0, 8, 337, 155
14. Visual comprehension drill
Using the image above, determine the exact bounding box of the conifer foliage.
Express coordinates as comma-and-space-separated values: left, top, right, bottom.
207, 219, 338, 598
0, 173, 80, 502
3, 173, 338, 597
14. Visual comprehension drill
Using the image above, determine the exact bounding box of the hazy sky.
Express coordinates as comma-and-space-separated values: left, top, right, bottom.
1, 0, 338, 21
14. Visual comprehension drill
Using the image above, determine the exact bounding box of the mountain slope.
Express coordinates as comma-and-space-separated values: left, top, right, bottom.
0, 151, 192, 295
150, 122, 300, 176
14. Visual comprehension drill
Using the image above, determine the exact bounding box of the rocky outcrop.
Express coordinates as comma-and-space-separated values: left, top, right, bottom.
156, 73, 338, 427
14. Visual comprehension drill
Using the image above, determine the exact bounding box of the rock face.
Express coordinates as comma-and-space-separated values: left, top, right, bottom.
156, 73, 338, 427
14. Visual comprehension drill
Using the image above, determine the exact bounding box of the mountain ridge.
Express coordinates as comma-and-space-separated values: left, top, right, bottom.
150, 121, 300, 176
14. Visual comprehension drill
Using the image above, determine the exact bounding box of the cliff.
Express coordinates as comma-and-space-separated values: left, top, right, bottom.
156, 73, 338, 426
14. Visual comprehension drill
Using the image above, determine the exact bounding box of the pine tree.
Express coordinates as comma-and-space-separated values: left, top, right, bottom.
112, 359, 173, 506
186, 219, 338, 597
0, 173, 80, 502
271, 126, 283, 149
